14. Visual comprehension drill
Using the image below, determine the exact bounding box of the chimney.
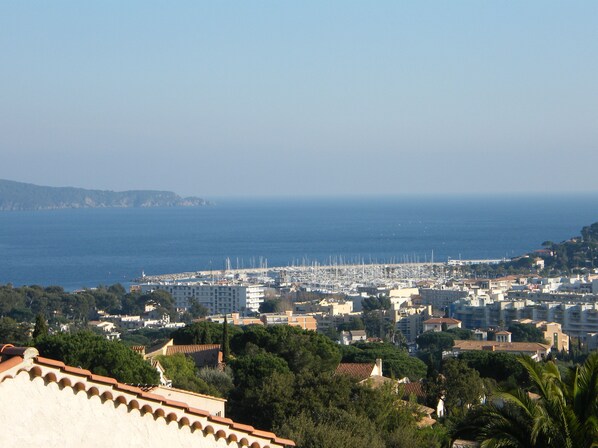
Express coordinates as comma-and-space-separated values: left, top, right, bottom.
375, 358, 383, 376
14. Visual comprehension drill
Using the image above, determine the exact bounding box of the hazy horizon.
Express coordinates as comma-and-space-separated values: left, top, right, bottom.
4, 176, 598, 202
1, 2, 597, 197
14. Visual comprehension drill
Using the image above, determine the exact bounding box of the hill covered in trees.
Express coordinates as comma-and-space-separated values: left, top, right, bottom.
465, 221, 598, 277
0, 179, 209, 210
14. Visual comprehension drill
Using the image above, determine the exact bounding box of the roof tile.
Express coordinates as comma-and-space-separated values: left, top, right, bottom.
36, 357, 66, 369
0, 346, 295, 447
62, 365, 93, 376
0, 355, 23, 374
335, 363, 375, 381
90, 374, 118, 385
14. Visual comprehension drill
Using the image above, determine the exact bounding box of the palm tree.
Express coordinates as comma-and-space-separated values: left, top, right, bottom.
451, 353, 598, 448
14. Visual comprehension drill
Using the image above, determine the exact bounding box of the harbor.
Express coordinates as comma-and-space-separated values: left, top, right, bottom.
135, 259, 460, 295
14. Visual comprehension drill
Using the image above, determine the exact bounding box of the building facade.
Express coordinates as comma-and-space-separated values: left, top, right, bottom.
139, 282, 264, 315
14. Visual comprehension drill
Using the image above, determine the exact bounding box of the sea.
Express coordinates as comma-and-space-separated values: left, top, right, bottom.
1, 194, 598, 291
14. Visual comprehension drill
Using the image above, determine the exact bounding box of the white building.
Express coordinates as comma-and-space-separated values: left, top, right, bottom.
423, 317, 462, 333
139, 282, 264, 314
0, 345, 294, 448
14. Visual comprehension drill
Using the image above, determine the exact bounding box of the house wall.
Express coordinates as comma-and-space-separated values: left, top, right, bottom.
0, 372, 231, 448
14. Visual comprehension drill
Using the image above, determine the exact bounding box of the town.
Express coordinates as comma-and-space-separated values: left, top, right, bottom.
2, 234, 598, 447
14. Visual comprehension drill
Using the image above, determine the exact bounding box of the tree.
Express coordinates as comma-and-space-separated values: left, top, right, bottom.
0, 317, 30, 345
156, 353, 218, 396
188, 299, 208, 318
459, 351, 528, 385
441, 358, 485, 418
337, 316, 365, 332
197, 366, 234, 397
363, 310, 394, 340
230, 325, 341, 374
259, 298, 283, 313
508, 323, 548, 344
35, 331, 159, 384
416, 331, 455, 353
32, 313, 49, 339
140, 290, 176, 319
452, 354, 598, 448
222, 316, 230, 362
341, 342, 427, 380
172, 321, 241, 345
90, 288, 120, 314
362, 296, 392, 312
277, 409, 386, 448
445, 327, 474, 340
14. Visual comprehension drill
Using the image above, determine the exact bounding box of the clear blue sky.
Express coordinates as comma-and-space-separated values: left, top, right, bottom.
1, 1, 597, 197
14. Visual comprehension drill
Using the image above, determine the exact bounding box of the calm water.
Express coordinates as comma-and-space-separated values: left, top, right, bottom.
1, 195, 598, 290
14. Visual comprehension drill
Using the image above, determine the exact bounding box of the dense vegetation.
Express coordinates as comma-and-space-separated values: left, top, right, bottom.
341, 341, 427, 380
0, 283, 182, 327
461, 221, 598, 278
0, 178, 208, 210
2, 294, 596, 446
508, 322, 548, 344
34, 331, 159, 384
452, 354, 598, 447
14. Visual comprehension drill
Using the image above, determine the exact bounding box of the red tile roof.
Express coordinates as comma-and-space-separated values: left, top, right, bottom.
334, 363, 375, 381
453, 340, 551, 354
165, 344, 222, 368
402, 381, 425, 399
0, 345, 295, 448
165, 344, 220, 355
423, 318, 461, 325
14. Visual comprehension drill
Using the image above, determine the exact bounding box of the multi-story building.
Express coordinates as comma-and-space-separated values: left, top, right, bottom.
513, 319, 569, 352
419, 287, 469, 311
260, 311, 317, 331
423, 317, 462, 333
451, 297, 598, 340
393, 305, 431, 343
138, 282, 264, 314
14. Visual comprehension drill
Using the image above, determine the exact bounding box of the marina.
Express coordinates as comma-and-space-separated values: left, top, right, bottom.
135, 259, 459, 295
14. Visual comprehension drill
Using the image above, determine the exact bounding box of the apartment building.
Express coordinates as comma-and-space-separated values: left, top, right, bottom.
451, 298, 598, 340
419, 287, 469, 310
139, 282, 264, 314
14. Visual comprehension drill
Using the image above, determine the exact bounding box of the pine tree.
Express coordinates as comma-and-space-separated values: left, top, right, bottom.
222, 316, 230, 362
32, 313, 48, 339
193, 325, 201, 344
202, 326, 212, 344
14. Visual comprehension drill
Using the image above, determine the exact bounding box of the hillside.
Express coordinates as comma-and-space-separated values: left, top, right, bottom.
464, 221, 598, 277
0, 179, 209, 211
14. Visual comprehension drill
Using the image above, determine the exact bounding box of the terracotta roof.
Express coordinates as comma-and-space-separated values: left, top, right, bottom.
350, 330, 366, 337
334, 363, 375, 381
165, 344, 222, 368
363, 375, 396, 389
137, 385, 228, 403
401, 381, 425, 399
453, 340, 551, 354
396, 400, 436, 427
416, 415, 437, 428
0, 344, 295, 448
166, 344, 220, 355
423, 318, 461, 325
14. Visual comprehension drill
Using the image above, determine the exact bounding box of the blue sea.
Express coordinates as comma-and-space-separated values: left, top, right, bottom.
1, 194, 598, 290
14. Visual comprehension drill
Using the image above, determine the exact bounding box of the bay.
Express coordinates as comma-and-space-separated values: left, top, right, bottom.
1, 194, 597, 290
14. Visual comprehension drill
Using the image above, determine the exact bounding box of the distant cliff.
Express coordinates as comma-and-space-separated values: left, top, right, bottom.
0, 179, 210, 211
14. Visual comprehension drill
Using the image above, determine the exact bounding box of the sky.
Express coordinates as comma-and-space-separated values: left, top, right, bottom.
0, 1, 597, 198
